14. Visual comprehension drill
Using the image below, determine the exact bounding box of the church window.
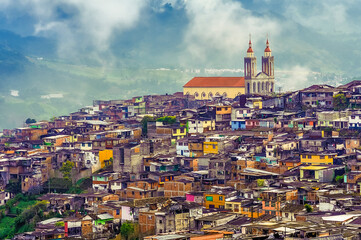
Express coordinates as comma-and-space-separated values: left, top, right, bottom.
194, 92, 199, 97
209, 92, 213, 98
202, 92, 206, 98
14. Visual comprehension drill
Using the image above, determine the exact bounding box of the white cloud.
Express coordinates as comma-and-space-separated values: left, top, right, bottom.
284, 0, 360, 34
276, 66, 313, 91
41, 93, 64, 99
0, 0, 146, 59
181, 0, 281, 64
10, 90, 19, 97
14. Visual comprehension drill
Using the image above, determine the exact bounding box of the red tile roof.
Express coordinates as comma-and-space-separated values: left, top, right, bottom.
184, 77, 245, 88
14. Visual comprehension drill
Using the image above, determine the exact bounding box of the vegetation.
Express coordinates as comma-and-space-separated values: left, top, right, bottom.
305, 204, 313, 213
44, 177, 91, 194
335, 175, 344, 184
333, 93, 348, 111
140, 116, 155, 137
25, 118, 36, 124
120, 221, 141, 240
59, 160, 75, 180
0, 194, 46, 239
5, 179, 21, 194
257, 179, 265, 187
156, 116, 177, 125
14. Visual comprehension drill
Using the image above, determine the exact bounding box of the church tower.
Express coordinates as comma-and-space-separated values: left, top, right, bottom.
244, 37, 257, 94
261, 38, 275, 93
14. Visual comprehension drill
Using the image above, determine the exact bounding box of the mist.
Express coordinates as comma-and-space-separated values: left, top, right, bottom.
0, 0, 359, 129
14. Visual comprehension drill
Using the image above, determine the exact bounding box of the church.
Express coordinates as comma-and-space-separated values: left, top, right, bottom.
183, 38, 275, 100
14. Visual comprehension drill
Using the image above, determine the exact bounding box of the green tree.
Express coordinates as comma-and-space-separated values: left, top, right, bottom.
60, 161, 75, 181
305, 204, 313, 213
333, 93, 348, 111
257, 179, 265, 187
121, 221, 134, 240
156, 116, 177, 125
140, 116, 154, 137
5, 179, 22, 194
335, 175, 344, 184
25, 118, 36, 124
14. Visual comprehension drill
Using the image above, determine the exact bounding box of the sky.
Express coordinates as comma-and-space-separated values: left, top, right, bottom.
0, 0, 360, 69
0, 0, 360, 129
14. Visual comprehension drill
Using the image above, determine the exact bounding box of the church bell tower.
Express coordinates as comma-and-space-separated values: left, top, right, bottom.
244, 36, 257, 94
261, 38, 275, 93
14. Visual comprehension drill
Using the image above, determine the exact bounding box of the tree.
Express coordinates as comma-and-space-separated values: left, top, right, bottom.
156, 116, 176, 125
140, 116, 154, 137
25, 118, 36, 124
60, 161, 75, 181
305, 204, 313, 213
335, 175, 344, 184
120, 222, 134, 240
257, 179, 265, 187
333, 93, 348, 111
5, 179, 21, 194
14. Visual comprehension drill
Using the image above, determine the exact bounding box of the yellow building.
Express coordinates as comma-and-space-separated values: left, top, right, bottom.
204, 193, 225, 209
225, 199, 264, 218
300, 153, 336, 165
203, 141, 218, 154
99, 149, 113, 168
183, 77, 245, 100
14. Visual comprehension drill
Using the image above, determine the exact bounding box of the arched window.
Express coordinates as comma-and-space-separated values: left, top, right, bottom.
194, 92, 199, 97
215, 92, 220, 96
258, 82, 261, 93
185, 92, 190, 96
253, 82, 256, 93
271, 83, 274, 92
262, 82, 265, 92
237, 92, 242, 96
222, 92, 227, 97
202, 92, 206, 98
247, 83, 250, 94
209, 92, 213, 98
266, 82, 269, 92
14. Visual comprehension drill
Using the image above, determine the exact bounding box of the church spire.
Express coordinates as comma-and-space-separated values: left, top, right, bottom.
247, 34, 254, 57
264, 37, 271, 57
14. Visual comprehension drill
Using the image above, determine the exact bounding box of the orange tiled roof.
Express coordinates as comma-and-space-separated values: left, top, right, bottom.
184, 77, 245, 88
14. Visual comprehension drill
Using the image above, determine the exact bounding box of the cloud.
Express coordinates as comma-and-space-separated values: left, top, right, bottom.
181, 0, 281, 66
10, 90, 19, 97
280, 0, 361, 34
276, 65, 313, 91
0, 0, 146, 60
41, 93, 64, 99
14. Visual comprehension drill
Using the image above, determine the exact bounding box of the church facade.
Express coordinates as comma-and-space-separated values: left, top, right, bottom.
183, 38, 274, 100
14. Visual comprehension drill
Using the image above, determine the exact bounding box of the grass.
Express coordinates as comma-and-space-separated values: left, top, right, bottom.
9, 200, 37, 214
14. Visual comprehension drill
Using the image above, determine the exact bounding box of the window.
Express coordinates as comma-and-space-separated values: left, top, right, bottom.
219, 196, 223, 201
209, 204, 215, 208
320, 156, 325, 159
212, 145, 216, 149
265, 201, 269, 207
206, 196, 213, 201
116, 209, 120, 215
308, 155, 312, 159
159, 220, 163, 224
